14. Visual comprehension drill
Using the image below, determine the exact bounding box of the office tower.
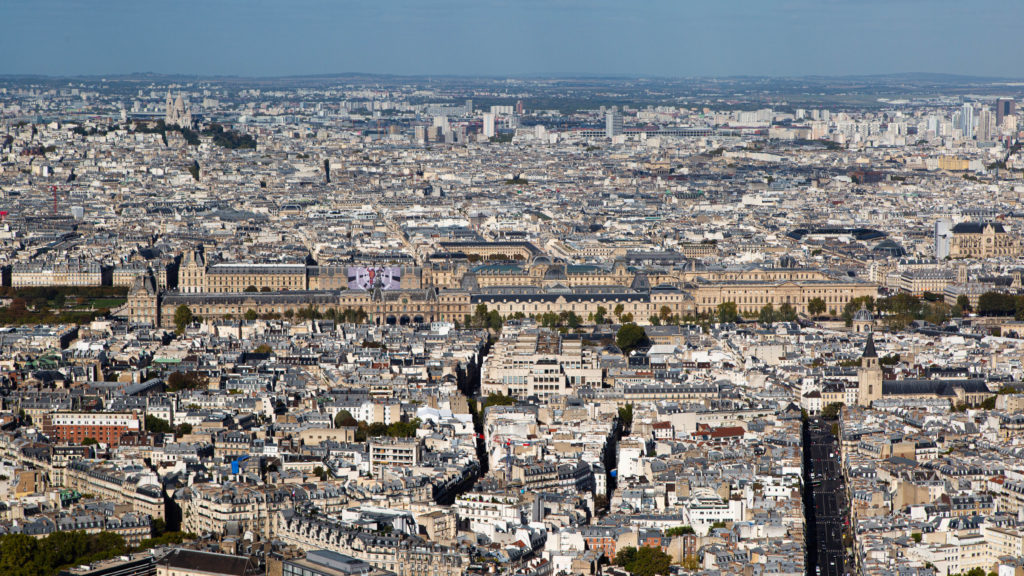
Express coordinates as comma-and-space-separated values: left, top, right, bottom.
516, 100, 524, 115
977, 108, 993, 141
482, 113, 496, 138
606, 107, 623, 139
996, 98, 1016, 127
465, 99, 473, 114
961, 103, 974, 139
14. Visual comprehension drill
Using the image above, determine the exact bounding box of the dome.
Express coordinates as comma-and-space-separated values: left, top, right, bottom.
853, 305, 874, 322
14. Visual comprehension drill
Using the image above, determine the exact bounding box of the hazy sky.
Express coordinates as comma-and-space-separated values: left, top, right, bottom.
2, 0, 1022, 78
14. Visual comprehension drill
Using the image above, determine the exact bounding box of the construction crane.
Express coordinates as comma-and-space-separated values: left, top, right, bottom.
49, 183, 76, 215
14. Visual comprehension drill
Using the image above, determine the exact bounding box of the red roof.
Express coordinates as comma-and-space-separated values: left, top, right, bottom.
710, 426, 745, 438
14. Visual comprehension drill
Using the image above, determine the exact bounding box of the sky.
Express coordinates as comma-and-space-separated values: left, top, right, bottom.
1, 0, 1022, 78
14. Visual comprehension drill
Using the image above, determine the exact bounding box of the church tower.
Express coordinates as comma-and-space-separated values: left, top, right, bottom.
857, 333, 883, 406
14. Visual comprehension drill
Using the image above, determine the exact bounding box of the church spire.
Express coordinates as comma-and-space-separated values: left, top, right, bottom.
862, 332, 877, 359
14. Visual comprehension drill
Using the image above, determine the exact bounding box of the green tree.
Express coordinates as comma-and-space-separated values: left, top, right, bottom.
717, 301, 739, 323
173, 305, 193, 334
334, 410, 358, 428
81, 437, 98, 446
807, 297, 827, 317
175, 423, 192, 436
254, 344, 273, 354
659, 305, 673, 323
759, 304, 776, 325
145, 415, 173, 434
151, 518, 166, 538
821, 402, 843, 420
166, 371, 207, 392
614, 546, 637, 567
614, 546, 672, 576
594, 305, 608, 324
487, 310, 503, 332
665, 525, 695, 536
956, 295, 971, 313
244, 285, 258, 292
778, 302, 797, 322
911, 532, 922, 543
482, 393, 518, 410
613, 304, 625, 321
244, 309, 259, 321
616, 323, 648, 354
618, 403, 634, 430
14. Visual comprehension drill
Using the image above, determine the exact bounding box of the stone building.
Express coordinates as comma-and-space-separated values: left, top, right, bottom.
949, 222, 1019, 259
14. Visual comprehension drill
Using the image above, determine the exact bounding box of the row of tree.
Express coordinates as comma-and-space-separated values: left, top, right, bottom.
173, 305, 370, 333
0, 529, 193, 576
333, 410, 420, 442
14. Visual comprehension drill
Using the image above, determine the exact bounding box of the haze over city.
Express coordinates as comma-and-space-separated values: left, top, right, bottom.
3, 0, 1024, 77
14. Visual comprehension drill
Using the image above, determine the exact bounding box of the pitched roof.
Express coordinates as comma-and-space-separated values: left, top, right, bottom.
862, 334, 877, 358
160, 549, 252, 576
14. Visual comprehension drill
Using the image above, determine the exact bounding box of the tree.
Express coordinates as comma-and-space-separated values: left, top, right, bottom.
807, 297, 827, 317
614, 546, 672, 576
166, 371, 207, 392
665, 525, 695, 536
618, 403, 634, 431
616, 323, 648, 355
613, 304, 625, 321
175, 423, 193, 436
717, 301, 739, 323
614, 546, 637, 567
81, 437, 98, 446
911, 532, 922, 543
244, 309, 259, 321
244, 285, 258, 292
620, 312, 634, 324
778, 302, 797, 322
821, 402, 843, 420
173, 305, 193, 334
334, 410, 358, 428
487, 310, 503, 332
482, 393, 517, 410
759, 304, 776, 325
659, 306, 673, 323
145, 415, 173, 434
151, 518, 166, 538
956, 295, 971, 313
254, 344, 273, 354
594, 305, 608, 324
978, 292, 1016, 316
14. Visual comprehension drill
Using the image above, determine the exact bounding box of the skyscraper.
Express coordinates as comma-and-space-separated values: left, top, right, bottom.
605, 107, 623, 139
996, 98, 1016, 127
482, 113, 496, 138
960, 103, 974, 140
